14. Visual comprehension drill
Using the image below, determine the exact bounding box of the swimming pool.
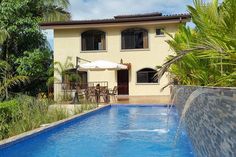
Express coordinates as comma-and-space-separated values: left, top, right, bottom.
0, 105, 194, 157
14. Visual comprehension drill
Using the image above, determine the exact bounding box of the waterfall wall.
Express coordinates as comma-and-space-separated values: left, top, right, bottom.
173, 85, 236, 157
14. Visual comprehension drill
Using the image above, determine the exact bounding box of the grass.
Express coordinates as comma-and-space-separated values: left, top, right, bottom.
0, 95, 97, 140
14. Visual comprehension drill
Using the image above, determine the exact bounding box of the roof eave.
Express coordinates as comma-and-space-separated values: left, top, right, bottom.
40, 15, 191, 29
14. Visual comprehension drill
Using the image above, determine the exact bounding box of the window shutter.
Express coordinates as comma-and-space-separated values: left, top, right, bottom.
101, 34, 105, 50
143, 31, 148, 48
82, 37, 86, 51
121, 33, 125, 49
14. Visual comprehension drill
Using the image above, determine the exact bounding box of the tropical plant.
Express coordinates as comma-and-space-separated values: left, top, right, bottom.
16, 49, 52, 95
39, 0, 71, 22
0, 60, 28, 100
0, 0, 71, 96
157, 0, 236, 87
54, 56, 77, 83
0, 95, 97, 140
0, 0, 70, 59
0, 29, 8, 44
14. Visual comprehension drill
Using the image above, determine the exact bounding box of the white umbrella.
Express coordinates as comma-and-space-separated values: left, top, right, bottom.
78, 60, 127, 71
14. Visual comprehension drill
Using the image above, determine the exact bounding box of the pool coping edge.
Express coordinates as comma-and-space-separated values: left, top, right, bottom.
0, 103, 173, 148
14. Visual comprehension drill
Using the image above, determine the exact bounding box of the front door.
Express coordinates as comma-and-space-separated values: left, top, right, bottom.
117, 70, 129, 95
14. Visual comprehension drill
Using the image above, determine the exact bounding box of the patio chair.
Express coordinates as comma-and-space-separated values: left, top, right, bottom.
109, 86, 117, 102
100, 87, 110, 103
85, 87, 96, 103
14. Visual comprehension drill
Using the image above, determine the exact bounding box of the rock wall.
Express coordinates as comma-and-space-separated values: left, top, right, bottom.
173, 85, 236, 157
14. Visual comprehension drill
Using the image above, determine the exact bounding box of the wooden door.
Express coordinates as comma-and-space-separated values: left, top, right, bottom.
117, 70, 129, 95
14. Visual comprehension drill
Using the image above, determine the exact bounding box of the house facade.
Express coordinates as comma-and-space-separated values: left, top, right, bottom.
41, 12, 190, 97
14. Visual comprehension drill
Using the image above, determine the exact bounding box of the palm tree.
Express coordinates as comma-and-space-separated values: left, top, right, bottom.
32, 0, 71, 22
157, 0, 236, 87
0, 0, 71, 97
54, 57, 75, 82
0, 0, 71, 58
0, 0, 71, 22
54, 56, 82, 85
0, 60, 28, 100
53, 57, 82, 101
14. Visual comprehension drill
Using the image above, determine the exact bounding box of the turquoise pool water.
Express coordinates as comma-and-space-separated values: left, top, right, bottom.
0, 105, 194, 157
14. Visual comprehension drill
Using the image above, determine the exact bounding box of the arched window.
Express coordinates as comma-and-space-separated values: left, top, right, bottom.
121, 28, 148, 49
81, 30, 106, 51
137, 68, 157, 83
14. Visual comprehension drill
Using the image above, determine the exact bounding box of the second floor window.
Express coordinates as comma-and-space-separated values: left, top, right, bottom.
121, 28, 148, 49
156, 28, 164, 36
82, 30, 106, 51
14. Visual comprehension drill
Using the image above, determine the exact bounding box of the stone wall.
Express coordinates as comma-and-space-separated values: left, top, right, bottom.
173, 85, 236, 157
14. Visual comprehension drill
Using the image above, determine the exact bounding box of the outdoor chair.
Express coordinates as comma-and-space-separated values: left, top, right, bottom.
85, 87, 96, 103
100, 87, 110, 103
109, 86, 117, 102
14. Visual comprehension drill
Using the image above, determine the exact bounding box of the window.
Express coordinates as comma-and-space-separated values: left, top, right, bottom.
137, 68, 158, 83
156, 28, 164, 36
81, 30, 106, 51
121, 28, 148, 49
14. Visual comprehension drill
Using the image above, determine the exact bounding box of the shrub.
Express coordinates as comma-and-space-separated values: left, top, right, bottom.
0, 100, 19, 139
0, 95, 98, 140
0, 100, 19, 120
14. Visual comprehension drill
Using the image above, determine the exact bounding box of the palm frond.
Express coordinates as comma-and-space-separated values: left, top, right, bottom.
0, 29, 8, 44
156, 47, 206, 79
0, 76, 29, 94
42, 6, 71, 22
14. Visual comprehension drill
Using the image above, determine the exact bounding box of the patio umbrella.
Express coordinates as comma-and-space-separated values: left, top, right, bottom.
78, 60, 127, 71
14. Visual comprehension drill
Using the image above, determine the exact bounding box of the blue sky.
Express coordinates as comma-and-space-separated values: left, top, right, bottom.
44, 0, 195, 49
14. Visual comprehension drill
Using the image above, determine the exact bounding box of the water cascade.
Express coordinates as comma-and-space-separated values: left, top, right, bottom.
171, 88, 221, 157
166, 87, 184, 128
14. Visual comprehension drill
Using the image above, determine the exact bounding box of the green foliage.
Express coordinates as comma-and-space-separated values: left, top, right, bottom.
0, 60, 29, 99
54, 57, 74, 76
0, 0, 70, 56
54, 56, 75, 83
0, 0, 70, 96
0, 29, 8, 44
0, 100, 19, 138
0, 95, 65, 139
16, 49, 52, 78
0, 100, 18, 121
0, 95, 98, 140
158, 0, 236, 87
16, 49, 53, 95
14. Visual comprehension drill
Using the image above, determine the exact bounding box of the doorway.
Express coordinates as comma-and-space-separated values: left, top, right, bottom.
117, 70, 129, 95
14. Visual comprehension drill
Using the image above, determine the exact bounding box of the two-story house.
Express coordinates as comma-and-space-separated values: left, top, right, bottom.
41, 12, 190, 98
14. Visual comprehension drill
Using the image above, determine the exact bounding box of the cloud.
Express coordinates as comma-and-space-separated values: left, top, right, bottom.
45, 0, 224, 50
45, 0, 194, 49
69, 0, 193, 20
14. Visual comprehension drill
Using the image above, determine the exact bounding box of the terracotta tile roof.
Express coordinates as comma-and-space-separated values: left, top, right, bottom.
40, 12, 191, 27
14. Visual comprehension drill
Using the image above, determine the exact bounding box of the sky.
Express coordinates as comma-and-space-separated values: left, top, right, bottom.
44, 0, 196, 49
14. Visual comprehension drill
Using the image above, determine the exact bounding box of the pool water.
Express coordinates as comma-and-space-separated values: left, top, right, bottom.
0, 105, 194, 157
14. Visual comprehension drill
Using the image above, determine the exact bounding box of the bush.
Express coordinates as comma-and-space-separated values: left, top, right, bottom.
0, 100, 19, 139
0, 95, 98, 140
0, 100, 19, 120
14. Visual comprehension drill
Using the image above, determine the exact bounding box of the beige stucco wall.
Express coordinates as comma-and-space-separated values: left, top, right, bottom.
54, 23, 179, 96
